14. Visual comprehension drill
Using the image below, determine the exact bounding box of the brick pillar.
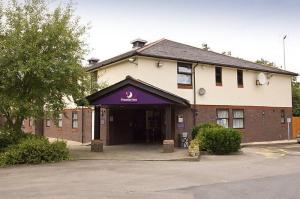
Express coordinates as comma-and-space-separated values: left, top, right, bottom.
163, 105, 174, 153
165, 105, 172, 140
94, 106, 101, 140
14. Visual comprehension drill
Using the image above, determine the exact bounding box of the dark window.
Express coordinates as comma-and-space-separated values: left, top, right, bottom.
215, 67, 222, 86
237, 70, 243, 87
72, 112, 78, 128
233, 110, 244, 129
177, 62, 192, 87
281, 110, 285, 124
216, 109, 229, 128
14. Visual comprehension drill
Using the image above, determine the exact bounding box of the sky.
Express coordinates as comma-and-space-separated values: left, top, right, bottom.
63, 0, 299, 73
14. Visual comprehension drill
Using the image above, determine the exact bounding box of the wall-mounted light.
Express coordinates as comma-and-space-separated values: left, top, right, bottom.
156, 61, 163, 68
128, 57, 136, 62
128, 57, 138, 66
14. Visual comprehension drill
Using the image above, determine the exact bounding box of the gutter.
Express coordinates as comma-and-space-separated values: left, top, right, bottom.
193, 63, 199, 126
85, 52, 297, 76
136, 54, 298, 76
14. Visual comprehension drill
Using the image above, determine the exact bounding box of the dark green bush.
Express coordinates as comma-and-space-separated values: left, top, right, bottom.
0, 135, 69, 166
0, 129, 25, 151
196, 126, 241, 154
192, 122, 222, 139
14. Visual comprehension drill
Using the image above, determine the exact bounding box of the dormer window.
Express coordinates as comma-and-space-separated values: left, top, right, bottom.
177, 62, 192, 89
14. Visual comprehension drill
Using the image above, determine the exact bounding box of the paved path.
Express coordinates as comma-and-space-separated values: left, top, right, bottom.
69, 144, 197, 161
1, 144, 300, 198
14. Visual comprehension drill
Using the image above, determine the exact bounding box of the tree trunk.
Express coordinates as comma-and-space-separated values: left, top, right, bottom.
13, 117, 24, 134
3, 115, 24, 135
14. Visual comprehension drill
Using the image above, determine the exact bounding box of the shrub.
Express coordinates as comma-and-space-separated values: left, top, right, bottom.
196, 126, 241, 155
0, 136, 69, 166
188, 139, 200, 157
192, 122, 222, 139
0, 129, 25, 151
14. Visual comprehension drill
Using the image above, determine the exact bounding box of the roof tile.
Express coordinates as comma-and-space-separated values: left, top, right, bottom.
86, 39, 297, 76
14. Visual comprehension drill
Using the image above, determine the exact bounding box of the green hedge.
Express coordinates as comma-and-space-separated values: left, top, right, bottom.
193, 123, 242, 154
0, 129, 25, 151
192, 122, 222, 139
0, 135, 69, 166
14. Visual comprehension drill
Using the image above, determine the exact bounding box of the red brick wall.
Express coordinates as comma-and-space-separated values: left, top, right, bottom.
19, 105, 293, 144
101, 105, 292, 146
43, 108, 92, 143
192, 105, 292, 143
173, 107, 193, 146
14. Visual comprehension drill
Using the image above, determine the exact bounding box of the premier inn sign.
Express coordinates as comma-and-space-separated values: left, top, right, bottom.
90, 85, 171, 105
121, 91, 138, 102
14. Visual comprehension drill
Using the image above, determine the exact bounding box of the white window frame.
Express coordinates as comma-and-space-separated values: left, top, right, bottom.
177, 63, 192, 86
46, 118, 51, 127
216, 109, 229, 128
72, 112, 78, 129
233, 109, 244, 129
29, 117, 34, 127
58, 113, 63, 128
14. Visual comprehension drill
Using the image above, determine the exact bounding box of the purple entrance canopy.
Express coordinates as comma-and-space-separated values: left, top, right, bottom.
91, 85, 171, 105
86, 76, 190, 107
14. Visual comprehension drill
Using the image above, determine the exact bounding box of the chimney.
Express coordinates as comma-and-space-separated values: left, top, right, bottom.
88, 57, 100, 65
130, 39, 147, 49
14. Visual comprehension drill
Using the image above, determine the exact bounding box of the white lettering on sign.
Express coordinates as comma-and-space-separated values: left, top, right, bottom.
121, 91, 138, 102
121, 98, 138, 102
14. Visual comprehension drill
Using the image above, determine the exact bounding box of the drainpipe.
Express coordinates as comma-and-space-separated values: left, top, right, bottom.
193, 63, 199, 126
81, 106, 84, 144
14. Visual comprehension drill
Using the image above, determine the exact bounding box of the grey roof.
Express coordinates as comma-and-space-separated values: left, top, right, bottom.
86, 39, 297, 76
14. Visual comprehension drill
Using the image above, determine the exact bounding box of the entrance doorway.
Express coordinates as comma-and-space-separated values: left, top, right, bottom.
108, 108, 164, 145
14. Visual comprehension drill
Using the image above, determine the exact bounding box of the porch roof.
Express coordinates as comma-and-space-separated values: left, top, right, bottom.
86, 76, 190, 106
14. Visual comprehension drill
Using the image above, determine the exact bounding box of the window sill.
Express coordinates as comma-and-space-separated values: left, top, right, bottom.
238, 85, 244, 88
216, 83, 222, 86
178, 84, 193, 89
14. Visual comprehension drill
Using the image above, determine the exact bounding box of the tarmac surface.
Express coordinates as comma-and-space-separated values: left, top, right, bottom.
1, 143, 300, 198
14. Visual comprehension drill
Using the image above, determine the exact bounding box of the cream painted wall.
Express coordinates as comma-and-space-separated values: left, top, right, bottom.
195, 65, 292, 107
95, 56, 292, 107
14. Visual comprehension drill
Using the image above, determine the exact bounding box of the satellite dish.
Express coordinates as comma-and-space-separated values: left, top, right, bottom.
198, 88, 206, 96
257, 73, 267, 85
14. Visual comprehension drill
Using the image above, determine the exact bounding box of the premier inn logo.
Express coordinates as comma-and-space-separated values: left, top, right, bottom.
121, 91, 138, 102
